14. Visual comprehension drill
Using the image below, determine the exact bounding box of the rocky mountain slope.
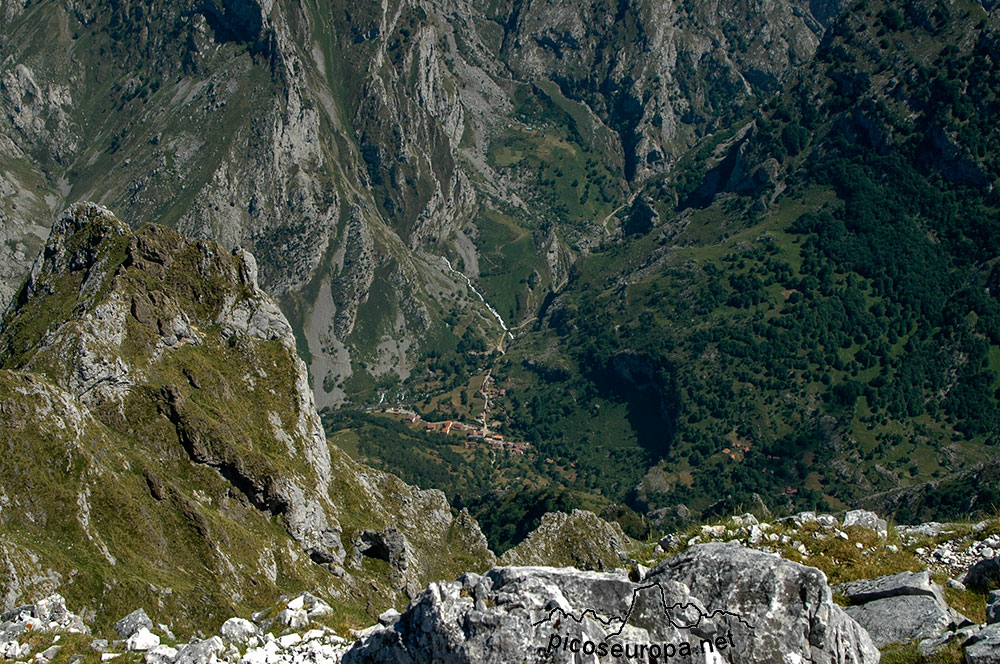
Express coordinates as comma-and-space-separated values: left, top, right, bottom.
0, 0, 847, 410
2, 0, 999, 573
3, 509, 1000, 664
0, 203, 492, 634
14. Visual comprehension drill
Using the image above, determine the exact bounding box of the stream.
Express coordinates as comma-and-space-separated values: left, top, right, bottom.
441, 256, 514, 341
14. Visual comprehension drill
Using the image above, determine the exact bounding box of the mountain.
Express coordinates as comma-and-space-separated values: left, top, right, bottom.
457, 0, 1000, 528
0, 0, 842, 410
1, 0, 999, 546
0, 203, 492, 633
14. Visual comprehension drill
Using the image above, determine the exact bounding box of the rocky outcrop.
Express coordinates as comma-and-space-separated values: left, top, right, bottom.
843, 510, 888, 539
835, 571, 966, 647
1, 595, 88, 639
967, 559, 1000, 591
10, 514, 1000, 664
0, 204, 493, 632
499, 509, 632, 571
343, 543, 878, 664
0, 594, 88, 661
115, 609, 155, 639
964, 624, 1000, 664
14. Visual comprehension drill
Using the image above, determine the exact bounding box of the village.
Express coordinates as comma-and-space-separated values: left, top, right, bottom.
381, 375, 531, 454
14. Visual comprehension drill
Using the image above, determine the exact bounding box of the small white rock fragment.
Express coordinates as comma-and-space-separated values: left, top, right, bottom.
126, 628, 160, 652
144, 645, 178, 664
276, 633, 301, 649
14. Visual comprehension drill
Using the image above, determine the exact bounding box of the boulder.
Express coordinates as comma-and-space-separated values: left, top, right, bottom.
845, 596, 951, 647
0, 595, 88, 637
377, 609, 400, 627
144, 644, 178, 664
966, 623, 1000, 664
843, 510, 888, 538
278, 608, 309, 630
836, 571, 957, 647
966, 558, 1000, 590
343, 542, 878, 664
114, 609, 154, 639
919, 625, 980, 657
173, 637, 224, 664
277, 633, 301, 649
837, 570, 945, 604
218, 617, 258, 645
286, 592, 333, 619
126, 628, 160, 652
1, 641, 30, 659
988, 590, 1000, 625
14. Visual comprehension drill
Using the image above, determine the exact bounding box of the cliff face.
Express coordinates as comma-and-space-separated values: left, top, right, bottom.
0, 0, 841, 407
0, 203, 493, 632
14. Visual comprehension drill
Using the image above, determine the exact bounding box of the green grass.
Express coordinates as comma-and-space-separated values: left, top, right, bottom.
880, 641, 963, 664
473, 208, 538, 323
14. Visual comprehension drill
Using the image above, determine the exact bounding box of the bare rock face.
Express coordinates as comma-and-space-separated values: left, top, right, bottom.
343, 543, 879, 664
655, 543, 879, 664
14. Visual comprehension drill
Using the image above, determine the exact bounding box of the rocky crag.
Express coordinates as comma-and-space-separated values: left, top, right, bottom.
0, 203, 493, 634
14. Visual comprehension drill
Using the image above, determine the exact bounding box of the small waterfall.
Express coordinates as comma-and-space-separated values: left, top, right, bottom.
441, 257, 514, 340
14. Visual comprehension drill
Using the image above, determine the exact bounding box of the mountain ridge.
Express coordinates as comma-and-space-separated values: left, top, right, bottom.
0, 202, 493, 633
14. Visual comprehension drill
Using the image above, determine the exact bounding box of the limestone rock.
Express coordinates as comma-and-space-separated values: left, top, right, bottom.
919, 625, 980, 657
218, 618, 258, 646
966, 623, 1000, 664
499, 510, 632, 571
344, 543, 877, 664
0, 595, 88, 640
988, 590, 1000, 625
656, 543, 878, 664
278, 609, 309, 631
845, 596, 951, 647
843, 510, 888, 538
836, 571, 955, 647
286, 593, 333, 619
115, 609, 154, 639
837, 570, 946, 604
898, 522, 953, 538
174, 637, 224, 664
966, 558, 1000, 590
144, 645, 179, 664
127, 628, 161, 652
